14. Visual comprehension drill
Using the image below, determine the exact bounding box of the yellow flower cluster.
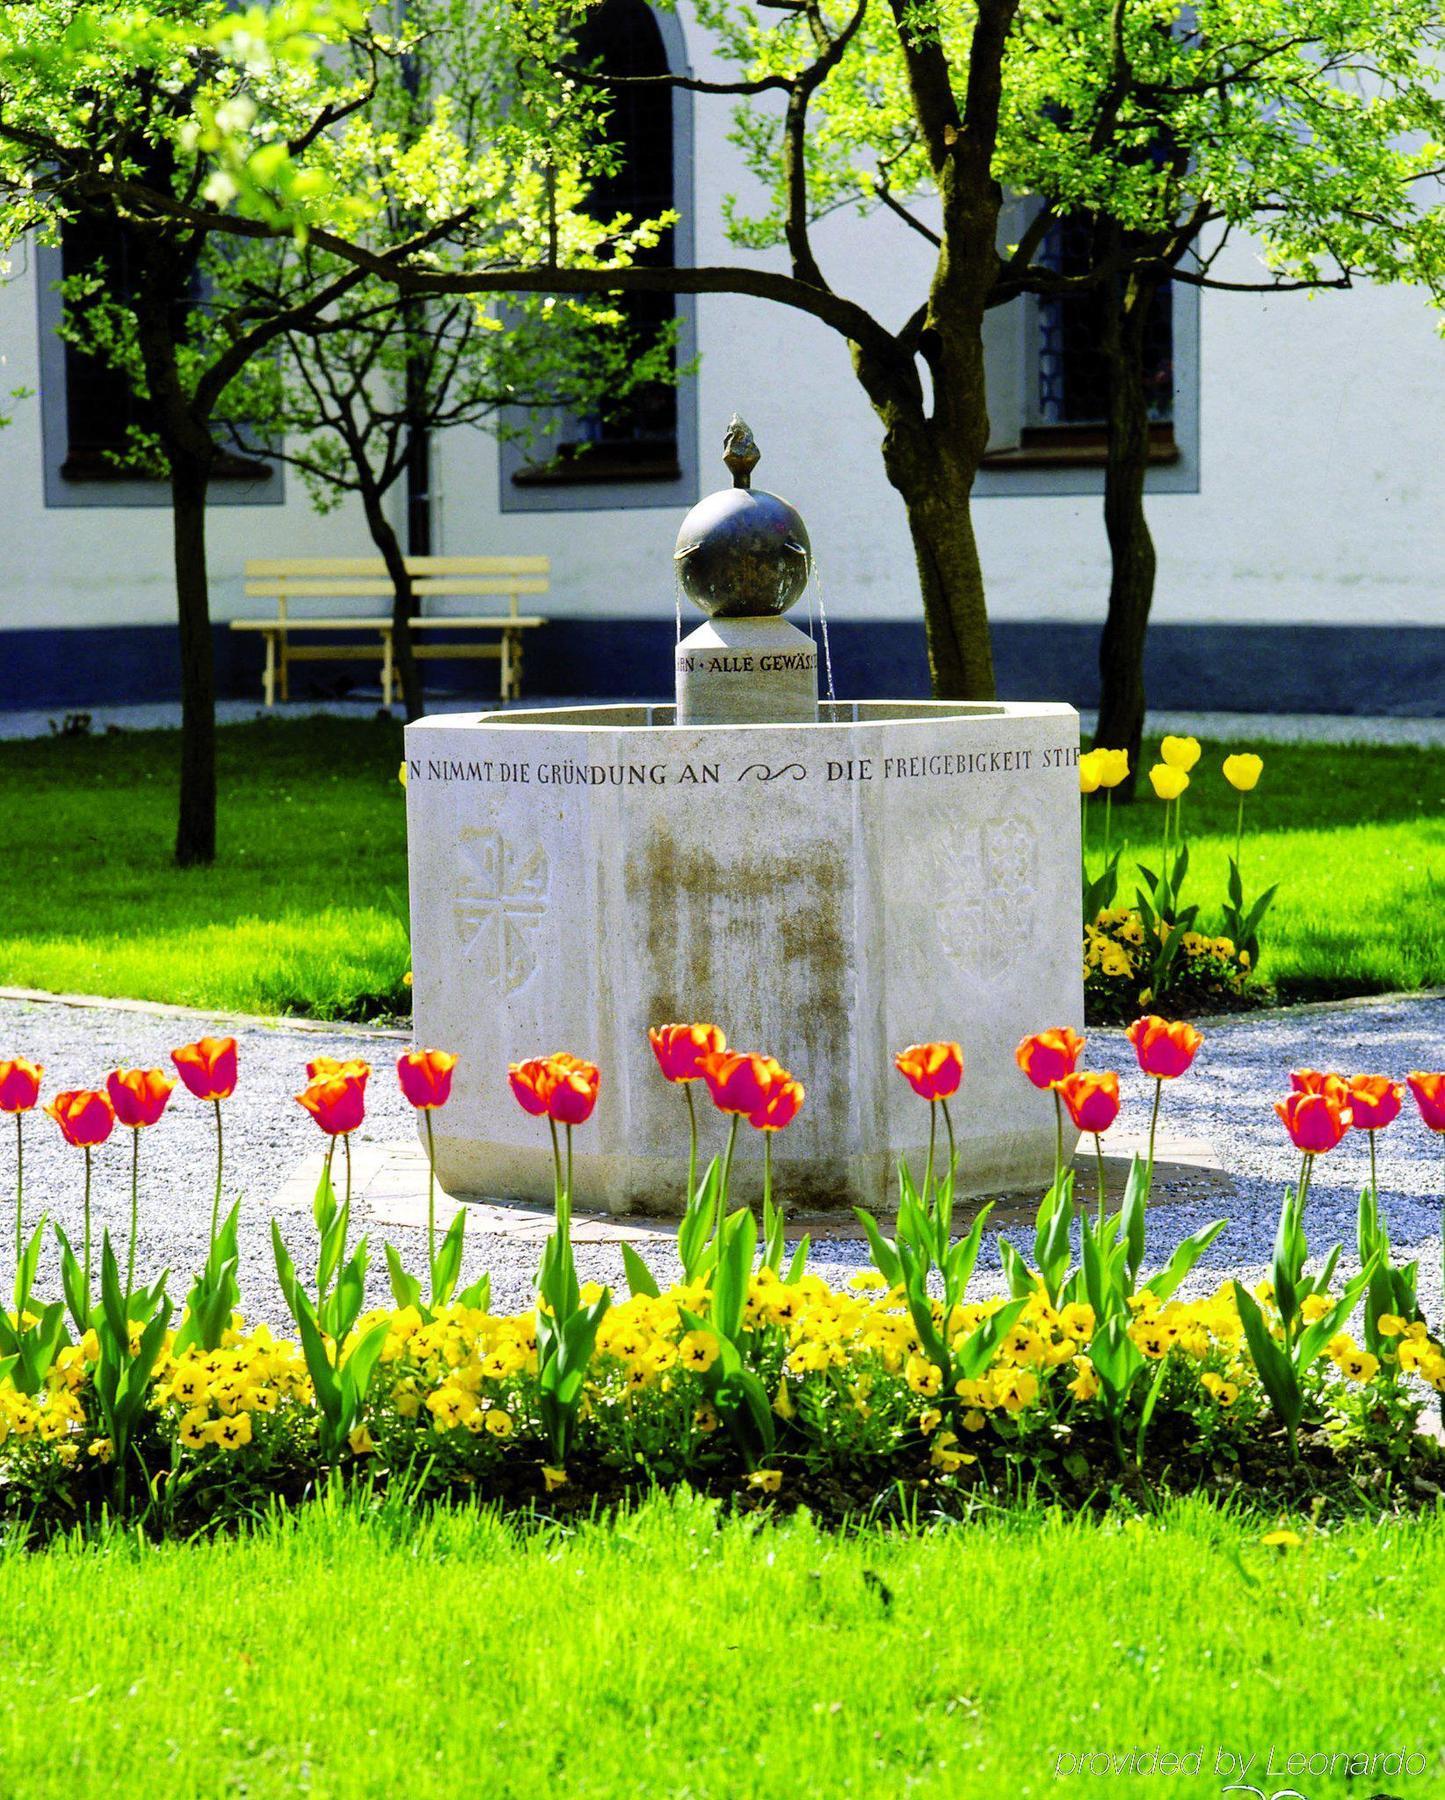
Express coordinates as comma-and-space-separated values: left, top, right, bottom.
1084, 907, 1251, 1008
153, 1323, 311, 1452
368, 1303, 537, 1440
0, 1254, 1437, 1498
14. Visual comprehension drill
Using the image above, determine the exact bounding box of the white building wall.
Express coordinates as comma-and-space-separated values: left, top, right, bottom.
2, 0, 1443, 653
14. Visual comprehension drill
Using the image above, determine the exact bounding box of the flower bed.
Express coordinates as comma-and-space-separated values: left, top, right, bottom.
0, 1023, 1442, 1534
1081, 736, 1275, 1022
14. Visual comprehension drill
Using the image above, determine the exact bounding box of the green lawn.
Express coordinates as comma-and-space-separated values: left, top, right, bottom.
1094, 736, 1445, 1001
3, 1490, 1442, 1797
0, 717, 409, 1020
0, 718, 1440, 1019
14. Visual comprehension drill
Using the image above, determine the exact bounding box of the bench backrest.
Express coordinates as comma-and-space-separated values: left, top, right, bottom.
243, 556, 549, 620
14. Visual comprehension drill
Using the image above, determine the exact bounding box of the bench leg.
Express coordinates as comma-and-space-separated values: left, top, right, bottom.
278, 634, 290, 704
502, 630, 524, 701
262, 633, 276, 709
381, 631, 395, 709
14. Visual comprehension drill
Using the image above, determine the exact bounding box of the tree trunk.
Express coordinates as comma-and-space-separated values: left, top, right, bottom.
1094, 274, 1158, 793
853, 317, 998, 702
882, 430, 996, 698
359, 479, 425, 721
170, 455, 217, 867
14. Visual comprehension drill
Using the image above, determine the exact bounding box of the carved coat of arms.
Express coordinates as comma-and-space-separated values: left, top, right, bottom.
453, 828, 550, 995
930, 814, 1038, 976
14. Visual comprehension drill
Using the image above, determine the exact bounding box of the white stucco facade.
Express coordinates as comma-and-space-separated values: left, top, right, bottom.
1, 1, 1442, 678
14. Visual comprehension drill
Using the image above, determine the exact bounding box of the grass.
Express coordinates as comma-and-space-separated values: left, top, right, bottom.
3, 1488, 1443, 1797
1089, 735, 1445, 1001
0, 718, 1440, 1020
0, 717, 408, 1020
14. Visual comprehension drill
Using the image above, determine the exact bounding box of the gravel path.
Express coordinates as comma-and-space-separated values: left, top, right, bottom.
4, 701, 1444, 746
2, 991, 1442, 1329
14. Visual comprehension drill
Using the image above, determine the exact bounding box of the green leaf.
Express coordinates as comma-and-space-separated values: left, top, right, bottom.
762, 1194, 784, 1273
1119, 1156, 1149, 1285
710, 1210, 757, 1343
431, 1209, 467, 1307
457, 1272, 491, 1311
1232, 1281, 1302, 1434
997, 1237, 1035, 1301
852, 1207, 901, 1289
952, 1297, 1029, 1382
53, 1224, 90, 1334
942, 1203, 992, 1309
620, 1242, 661, 1300
1144, 1218, 1226, 1304
677, 1159, 720, 1280
384, 1243, 423, 1313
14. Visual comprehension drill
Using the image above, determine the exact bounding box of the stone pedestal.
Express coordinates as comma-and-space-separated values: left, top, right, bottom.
404, 700, 1084, 1216
676, 616, 818, 725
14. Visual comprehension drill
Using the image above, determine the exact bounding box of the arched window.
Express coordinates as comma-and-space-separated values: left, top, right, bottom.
503, 0, 697, 511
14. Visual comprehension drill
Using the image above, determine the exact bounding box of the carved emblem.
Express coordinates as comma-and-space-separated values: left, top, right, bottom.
453, 828, 550, 995
931, 814, 1038, 976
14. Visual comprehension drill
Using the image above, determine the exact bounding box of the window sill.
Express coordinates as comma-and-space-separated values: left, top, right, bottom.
59, 454, 274, 484
511, 444, 682, 488
981, 424, 1178, 472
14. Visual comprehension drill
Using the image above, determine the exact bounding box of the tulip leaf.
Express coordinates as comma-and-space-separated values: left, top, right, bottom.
620, 1242, 661, 1300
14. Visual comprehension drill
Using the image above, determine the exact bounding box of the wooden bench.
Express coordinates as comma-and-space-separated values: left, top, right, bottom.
231, 556, 549, 706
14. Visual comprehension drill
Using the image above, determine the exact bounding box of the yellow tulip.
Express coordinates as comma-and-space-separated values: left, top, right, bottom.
1095, 748, 1130, 788
1078, 749, 1104, 795
1222, 752, 1263, 792
1159, 734, 1201, 772
1149, 763, 1190, 801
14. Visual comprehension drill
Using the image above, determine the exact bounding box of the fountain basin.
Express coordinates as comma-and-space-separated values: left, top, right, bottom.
404, 700, 1084, 1216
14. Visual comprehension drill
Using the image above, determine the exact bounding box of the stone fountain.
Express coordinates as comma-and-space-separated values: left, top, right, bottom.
405, 418, 1084, 1215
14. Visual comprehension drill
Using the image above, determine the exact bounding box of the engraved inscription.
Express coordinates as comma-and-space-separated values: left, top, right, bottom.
453, 828, 550, 995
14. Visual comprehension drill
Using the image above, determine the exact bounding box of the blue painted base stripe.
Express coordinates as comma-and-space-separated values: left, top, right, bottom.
1, 620, 1442, 717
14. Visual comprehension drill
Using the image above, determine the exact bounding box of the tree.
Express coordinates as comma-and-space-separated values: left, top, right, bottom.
993, 0, 1445, 780
216, 0, 674, 720
125, 0, 1034, 702
0, 0, 616, 856
1, 2, 373, 861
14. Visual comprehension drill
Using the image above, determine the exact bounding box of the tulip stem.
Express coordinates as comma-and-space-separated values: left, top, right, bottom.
720, 1113, 740, 1210
565, 1123, 573, 1218
1103, 790, 1113, 866
82, 1145, 92, 1297
940, 1097, 957, 1183
424, 1109, 437, 1296
547, 1117, 562, 1214
763, 1132, 773, 1216
1053, 1090, 1064, 1192
1147, 1078, 1163, 1187
343, 1131, 352, 1212
924, 1103, 937, 1203
684, 1082, 698, 1210
13, 1112, 22, 1290
1297, 1151, 1314, 1215
1235, 794, 1245, 869
127, 1127, 139, 1304
1094, 1134, 1107, 1224
210, 1099, 224, 1247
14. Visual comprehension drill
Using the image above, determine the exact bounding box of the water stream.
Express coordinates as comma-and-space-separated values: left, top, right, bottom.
809, 557, 837, 704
